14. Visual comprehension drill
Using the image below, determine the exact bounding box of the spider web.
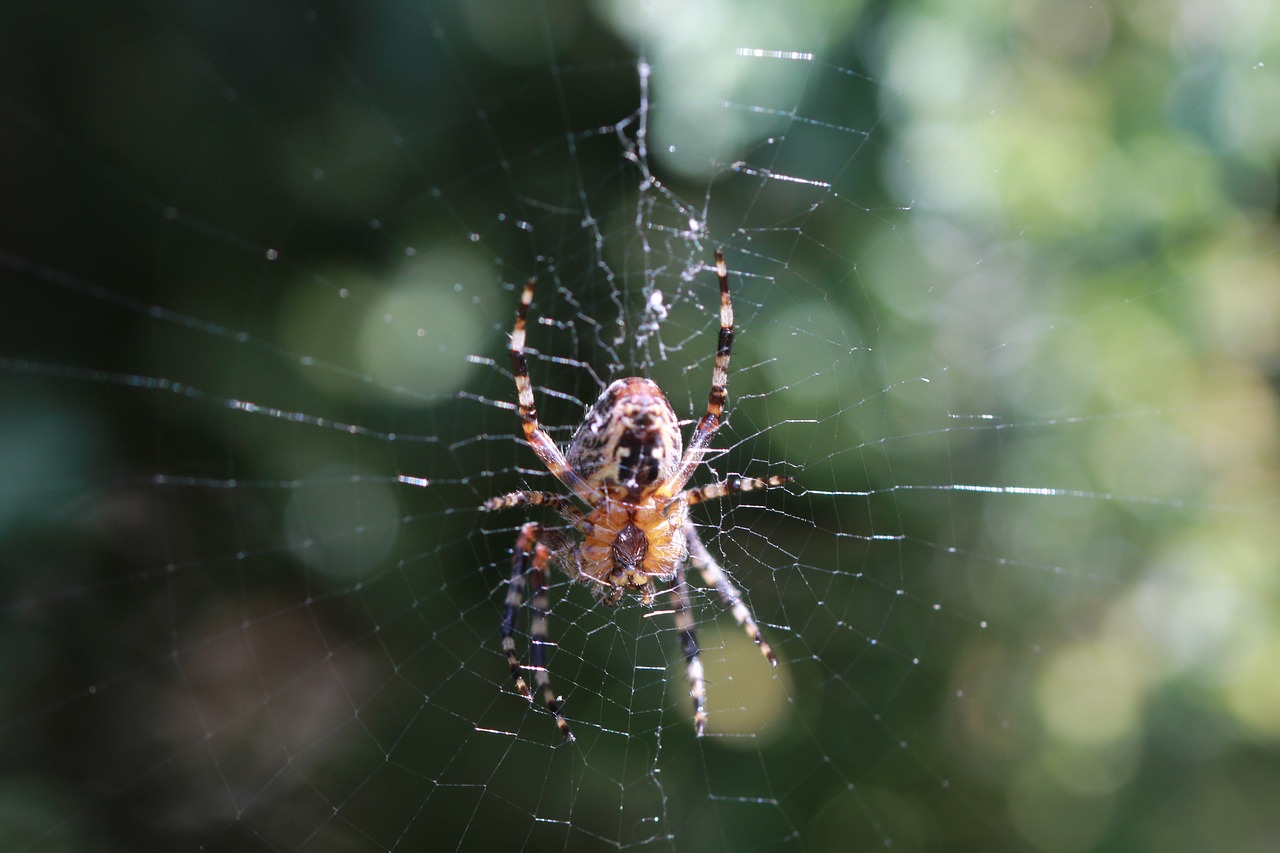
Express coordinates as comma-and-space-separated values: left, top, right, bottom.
3, 1, 1280, 851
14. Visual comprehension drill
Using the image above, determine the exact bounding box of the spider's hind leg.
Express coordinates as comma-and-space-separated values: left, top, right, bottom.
484, 490, 583, 519
683, 474, 792, 508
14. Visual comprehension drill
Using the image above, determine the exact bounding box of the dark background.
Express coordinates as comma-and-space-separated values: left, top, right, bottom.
2, 1, 1279, 851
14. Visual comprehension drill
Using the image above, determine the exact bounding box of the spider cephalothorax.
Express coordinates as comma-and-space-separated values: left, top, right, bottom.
482, 251, 791, 740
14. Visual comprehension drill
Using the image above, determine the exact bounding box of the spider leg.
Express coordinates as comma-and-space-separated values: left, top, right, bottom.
669, 250, 733, 494
669, 564, 708, 736
483, 489, 584, 523
509, 278, 595, 501
684, 522, 777, 668
683, 474, 792, 508
527, 546, 574, 742
503, 522, 575, 742
500, 528, 533, 700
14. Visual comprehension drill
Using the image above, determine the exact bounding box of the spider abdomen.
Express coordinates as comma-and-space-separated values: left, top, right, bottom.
566, 378, 683, 492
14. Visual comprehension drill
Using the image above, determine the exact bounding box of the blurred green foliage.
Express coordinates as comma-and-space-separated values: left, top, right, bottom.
1, 1, 1278, 851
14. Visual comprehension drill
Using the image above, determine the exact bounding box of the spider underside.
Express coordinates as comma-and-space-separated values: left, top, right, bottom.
482, 250, 790, 741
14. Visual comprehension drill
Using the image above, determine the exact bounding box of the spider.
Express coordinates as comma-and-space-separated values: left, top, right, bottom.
482, 250, 790, 741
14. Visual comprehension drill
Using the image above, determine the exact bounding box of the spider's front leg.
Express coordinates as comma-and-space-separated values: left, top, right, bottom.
669, 564, 709, 736
684, 521, 778, 668
502, 522, 574, 742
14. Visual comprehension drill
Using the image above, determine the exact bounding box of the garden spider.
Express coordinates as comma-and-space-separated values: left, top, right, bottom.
483, 250, 790, 741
